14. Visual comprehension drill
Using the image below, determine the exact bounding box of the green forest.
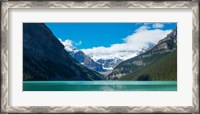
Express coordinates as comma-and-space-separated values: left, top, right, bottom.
120, 51, 177, 81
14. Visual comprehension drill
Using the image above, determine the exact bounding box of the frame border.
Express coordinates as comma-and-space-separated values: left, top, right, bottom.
1, 1, 199, 113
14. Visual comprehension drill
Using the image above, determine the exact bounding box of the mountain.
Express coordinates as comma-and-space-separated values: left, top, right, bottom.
23, 23, 105, 81
108, 27, 177, 80
72, 51, 105, 72
96, 58, 122, 70
120, 51, 177, 81
61, 42, 105, 72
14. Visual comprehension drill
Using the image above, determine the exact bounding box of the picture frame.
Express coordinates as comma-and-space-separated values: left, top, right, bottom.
1, 1, 199, 113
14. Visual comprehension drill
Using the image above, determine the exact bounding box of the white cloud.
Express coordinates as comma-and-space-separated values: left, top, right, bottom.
59, 39, 73, 47
75, 41, 82, 46
59, 39, 76, 52
135, 25, 151, 32
82, 25, 172, 61
152, 23, 164, 28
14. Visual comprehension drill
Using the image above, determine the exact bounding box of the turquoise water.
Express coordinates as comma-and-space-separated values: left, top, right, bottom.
23, 81, 177, 91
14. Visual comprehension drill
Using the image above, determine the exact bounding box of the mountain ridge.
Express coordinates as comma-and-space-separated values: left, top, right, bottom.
108, 27, 177, 80
23, 23, 104, 81
72, 50, 105, 72
61, 41, 123, 73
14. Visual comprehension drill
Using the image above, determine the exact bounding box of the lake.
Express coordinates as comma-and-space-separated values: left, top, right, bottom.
23, 81, 177, 91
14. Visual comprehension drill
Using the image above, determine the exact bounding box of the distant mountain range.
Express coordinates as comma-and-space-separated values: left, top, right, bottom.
62, 40, 123, 73
108, 27, 177, 80
62, 42, 106, 72
23, 23, 105, 81
96, 58, 122, 70
72, 50, 105, 72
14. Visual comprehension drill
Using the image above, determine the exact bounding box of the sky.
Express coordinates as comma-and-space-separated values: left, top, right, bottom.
45, 23, 177, 60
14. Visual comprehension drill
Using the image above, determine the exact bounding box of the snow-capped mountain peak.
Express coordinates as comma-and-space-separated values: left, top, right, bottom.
96, 58, 123, 70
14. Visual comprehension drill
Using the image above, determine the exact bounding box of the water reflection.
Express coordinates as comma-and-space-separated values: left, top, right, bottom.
23, 81, 177, 91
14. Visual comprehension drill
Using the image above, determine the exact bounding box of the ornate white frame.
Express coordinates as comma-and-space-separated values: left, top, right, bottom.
1, 1, 199, 113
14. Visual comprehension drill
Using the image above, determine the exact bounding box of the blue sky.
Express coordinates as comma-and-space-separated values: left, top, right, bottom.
45, 23, 176, 49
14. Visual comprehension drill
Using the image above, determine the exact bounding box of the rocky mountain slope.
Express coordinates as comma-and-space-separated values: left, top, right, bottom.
120, 51, 177, 81
23, 23, 104, 81
62, 44, 105, 72
72, 50, 105, 72
108, 27, 177, 80
96, 58, 122, 70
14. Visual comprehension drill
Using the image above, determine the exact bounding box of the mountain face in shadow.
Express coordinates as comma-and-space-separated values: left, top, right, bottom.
23, 23, 104, 81
72, 50, 105, 72
108, 27, 177, 81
